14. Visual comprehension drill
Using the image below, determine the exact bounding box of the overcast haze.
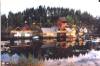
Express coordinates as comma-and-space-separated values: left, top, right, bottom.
1, 0, 100, 17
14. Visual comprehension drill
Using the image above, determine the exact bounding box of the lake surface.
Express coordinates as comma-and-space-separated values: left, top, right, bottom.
2, 38, 100, 59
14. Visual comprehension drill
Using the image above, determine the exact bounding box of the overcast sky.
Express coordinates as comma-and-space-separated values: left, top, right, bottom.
1, 0, 100, 17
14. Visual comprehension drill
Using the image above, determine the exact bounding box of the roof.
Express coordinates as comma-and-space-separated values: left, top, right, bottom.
41, 27, 57, 33
58, 17, 67, 22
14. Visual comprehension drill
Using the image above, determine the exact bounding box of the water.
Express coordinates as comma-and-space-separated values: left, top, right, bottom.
1, 38, 98, 58
1, 50, 100, 66
1, 38, 100, 66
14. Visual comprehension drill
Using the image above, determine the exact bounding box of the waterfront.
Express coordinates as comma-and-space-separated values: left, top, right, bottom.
1, 37, 100, 58
1, 48, 100, 66
1, 1, 100, 65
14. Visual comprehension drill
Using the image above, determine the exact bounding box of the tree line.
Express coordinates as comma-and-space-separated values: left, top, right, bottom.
1, 5, 100, 34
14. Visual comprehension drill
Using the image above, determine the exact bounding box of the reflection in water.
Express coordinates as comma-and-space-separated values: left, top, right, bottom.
1, 38, 94, 58
1, 50, 100, 66
1, 37, 100, 66
1, 36, 100, 59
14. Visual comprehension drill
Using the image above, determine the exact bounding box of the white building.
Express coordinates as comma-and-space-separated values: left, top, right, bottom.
11, 30, 33, 37
41, 27, 57, 37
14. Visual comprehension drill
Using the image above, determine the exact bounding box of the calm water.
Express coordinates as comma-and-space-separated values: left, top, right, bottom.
1, 38, 100, 66
1, 38, 98, 58
1, 49, 100, 66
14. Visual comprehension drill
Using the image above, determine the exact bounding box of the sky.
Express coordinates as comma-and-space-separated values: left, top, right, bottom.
1, 0, 100, 17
